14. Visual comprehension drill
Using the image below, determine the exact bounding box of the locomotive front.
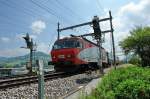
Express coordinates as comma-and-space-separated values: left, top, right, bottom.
50, 37, 84, 72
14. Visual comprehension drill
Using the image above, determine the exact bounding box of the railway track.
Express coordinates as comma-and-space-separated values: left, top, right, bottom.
0, 71, 66, 89
0, 70, 90, 89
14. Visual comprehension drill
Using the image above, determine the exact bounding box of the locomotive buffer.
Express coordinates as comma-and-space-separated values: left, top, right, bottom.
57, 11, 116, 73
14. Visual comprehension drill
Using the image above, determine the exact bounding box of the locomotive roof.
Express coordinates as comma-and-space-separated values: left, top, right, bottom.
56, 37, 82, 41
57, 37, 105, 50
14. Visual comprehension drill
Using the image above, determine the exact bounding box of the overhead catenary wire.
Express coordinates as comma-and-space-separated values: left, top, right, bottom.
30, 0, 60, 19
0, 0, 73, 35
0, 1, 33, 25
30, 0, 73, 26
0, 0, 81, 27
29, 0, 85, 38
55, 0, 84, 22
0, 0, 55, 29
0, 0, 60, 43
0, 0, 40, 21
9, 0, 57, 25
50, 0, 78, 22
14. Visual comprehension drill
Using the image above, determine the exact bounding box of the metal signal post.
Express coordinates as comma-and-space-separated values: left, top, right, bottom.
57, 22, 60, 40
109, 11, 116, 69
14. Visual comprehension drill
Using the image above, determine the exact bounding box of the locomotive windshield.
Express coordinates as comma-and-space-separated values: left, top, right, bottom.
53, 40, 81, 50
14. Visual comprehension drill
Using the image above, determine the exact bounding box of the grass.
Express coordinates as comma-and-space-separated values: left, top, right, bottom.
80, 64, 150, 99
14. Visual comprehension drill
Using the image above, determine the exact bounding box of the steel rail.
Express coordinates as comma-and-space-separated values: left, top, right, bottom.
0, 72, 65, 89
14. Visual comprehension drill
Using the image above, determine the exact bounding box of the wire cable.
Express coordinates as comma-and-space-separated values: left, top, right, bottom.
30, 0, 71, 26
55, 0, 84, 22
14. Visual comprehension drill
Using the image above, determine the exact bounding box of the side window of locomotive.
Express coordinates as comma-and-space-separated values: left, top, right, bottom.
80, 42, 83, 48
76, 42, 80, 48
76, 42, 83, 49
53, 45, 59, 49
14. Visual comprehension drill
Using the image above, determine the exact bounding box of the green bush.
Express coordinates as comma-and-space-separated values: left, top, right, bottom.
115, 79, 150, 99
83, 65, 150, 99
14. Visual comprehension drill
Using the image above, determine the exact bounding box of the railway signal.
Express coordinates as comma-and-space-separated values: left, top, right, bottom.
23, 33, 30, 48
22, 33, 36, 74
92, 16, 103, 73
92, 16, 101, 39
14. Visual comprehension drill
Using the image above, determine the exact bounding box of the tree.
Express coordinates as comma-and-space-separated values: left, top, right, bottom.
128, 55, 141, 65
119, 26, 150, 66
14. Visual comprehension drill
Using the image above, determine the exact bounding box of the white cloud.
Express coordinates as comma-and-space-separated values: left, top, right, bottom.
0, 48, 29, 57
115, 0, 150, 32
31, 20, 46, 34
1, 37, 10, 43
112, 0, 150, 46
101, 0, 150, 60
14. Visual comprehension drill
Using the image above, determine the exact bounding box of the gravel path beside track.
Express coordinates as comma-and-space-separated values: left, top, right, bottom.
0, 71, 100, 99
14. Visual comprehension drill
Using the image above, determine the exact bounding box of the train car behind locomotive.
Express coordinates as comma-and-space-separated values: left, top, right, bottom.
49, 37, 109, 72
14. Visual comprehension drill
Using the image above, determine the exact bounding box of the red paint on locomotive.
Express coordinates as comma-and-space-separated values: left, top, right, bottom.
50, 37, 109, 71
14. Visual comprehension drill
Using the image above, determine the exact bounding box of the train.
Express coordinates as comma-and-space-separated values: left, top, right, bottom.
49, 36, 111, 72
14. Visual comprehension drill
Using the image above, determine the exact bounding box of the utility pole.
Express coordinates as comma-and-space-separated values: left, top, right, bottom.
57, 22, 60, 40
109, 11, 116, 69
57, 11, 116, 73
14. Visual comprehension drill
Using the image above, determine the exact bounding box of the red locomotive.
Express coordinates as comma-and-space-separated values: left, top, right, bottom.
49, 37, 110, 72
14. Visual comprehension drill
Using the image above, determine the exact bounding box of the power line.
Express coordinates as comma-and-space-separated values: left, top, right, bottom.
30, 0, 72, 26
0, 0, 34, 23
30, 0, 59, 18
0, 0, 56, 35
0, 0, 54, 27
55, 0, 84, 22
9, 0, 57, 25
0, 0, 41, 31
48, 0, 78, 24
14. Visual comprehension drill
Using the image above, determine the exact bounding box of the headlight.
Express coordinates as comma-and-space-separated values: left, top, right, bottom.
67, 55, 71, 58
67, 54, 75, 58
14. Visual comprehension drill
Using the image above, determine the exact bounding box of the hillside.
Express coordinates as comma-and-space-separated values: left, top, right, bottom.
0, 52, 51, 68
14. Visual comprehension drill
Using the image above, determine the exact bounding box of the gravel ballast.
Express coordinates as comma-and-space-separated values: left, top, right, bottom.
0, 71, 100, 99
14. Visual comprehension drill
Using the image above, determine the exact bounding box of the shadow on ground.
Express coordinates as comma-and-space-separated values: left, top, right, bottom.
76, 77, 93, 84
76, 73, 100, 84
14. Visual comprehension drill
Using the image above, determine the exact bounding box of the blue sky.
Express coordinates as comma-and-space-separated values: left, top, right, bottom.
0, 0, 149, 58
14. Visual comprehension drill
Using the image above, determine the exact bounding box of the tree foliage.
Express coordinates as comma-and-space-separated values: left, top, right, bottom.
128, 55, 141, 65
119, 26, 150, 66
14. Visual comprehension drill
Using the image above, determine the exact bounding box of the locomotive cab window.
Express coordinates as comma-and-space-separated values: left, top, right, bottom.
53, 40, 82, 50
